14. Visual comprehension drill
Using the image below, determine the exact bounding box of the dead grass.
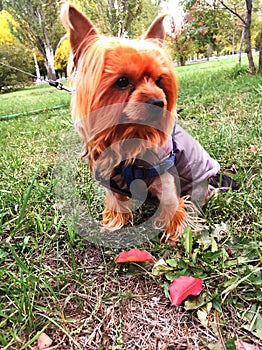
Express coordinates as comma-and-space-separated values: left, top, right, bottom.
24, 243, 260, 350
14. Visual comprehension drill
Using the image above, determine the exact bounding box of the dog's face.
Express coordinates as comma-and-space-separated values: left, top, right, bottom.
62, 4, 178, 169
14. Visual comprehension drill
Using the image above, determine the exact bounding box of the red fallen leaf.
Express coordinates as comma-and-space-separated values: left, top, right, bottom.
249, 144, 257, 153
37, 333, 53, 349
169, 276, 203, 306
114, 248, 155, 263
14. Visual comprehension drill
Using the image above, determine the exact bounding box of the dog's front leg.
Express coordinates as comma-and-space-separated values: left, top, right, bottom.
150, 172, 188, 243
102, 190, 133, 231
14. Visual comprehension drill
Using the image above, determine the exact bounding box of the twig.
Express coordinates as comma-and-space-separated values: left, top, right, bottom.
185, 323, 192, 350
215, 310, 227, 350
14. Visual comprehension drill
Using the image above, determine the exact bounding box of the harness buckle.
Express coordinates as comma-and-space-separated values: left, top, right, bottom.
159, 162, 166, 174
134, 165, 147, 179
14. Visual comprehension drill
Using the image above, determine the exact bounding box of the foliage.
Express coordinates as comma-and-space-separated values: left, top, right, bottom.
0, 42, 34, 91
182, 0, 237, 56
167, 16, 197, 65
167, 34, 195, 66
2, 0, 65, 79
75, 0, 161, 37
3, 0, 64, 51
180, 0, 262, 73
128, 0, 161, 37
54, 38, 70, 77
104, 0, 143, 37
0, 10, 17, 45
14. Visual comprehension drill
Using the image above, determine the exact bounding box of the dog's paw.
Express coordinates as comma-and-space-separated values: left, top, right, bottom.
101, 208, 133, 231
154, 197, 188, 244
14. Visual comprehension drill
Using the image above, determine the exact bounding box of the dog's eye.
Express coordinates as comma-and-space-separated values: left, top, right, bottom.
155, 76, 162, 87
115, 76, 131, 89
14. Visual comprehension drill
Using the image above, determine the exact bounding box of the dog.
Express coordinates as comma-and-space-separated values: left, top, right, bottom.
61, 3, 238, 245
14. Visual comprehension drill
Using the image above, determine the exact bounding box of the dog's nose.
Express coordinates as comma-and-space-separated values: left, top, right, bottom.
146, 98, 164, 108
146, 98, 164, 121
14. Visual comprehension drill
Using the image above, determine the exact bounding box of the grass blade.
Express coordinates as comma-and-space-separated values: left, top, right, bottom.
13, 165, 40, 235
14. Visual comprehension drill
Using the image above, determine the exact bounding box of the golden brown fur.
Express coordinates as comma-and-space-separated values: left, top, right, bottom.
61, 3, 188, 244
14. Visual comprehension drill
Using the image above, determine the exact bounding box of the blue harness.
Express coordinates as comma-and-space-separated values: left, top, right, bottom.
117, 149, 176, 188
95, 125, 177, 199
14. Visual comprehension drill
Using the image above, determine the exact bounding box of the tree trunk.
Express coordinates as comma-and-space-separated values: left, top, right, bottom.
32, 49, 41, 83
207, 44, 213, 60
245, 0, 256, 74
180, 57, 186, 66
38, 7, 57, 81
44, 45, 56, 81
232, 31, 235, 55
258, 26, 262, 73
107, 0, 116, 35
238, 23, 245, 65
231, 14, 235, 55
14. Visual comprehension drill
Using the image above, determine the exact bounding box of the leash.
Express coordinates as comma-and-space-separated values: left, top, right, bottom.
0, 61, 72, 94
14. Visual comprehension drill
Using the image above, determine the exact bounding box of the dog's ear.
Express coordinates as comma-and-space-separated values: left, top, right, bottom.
61, 3, 97, 59
144, 14, 167, 41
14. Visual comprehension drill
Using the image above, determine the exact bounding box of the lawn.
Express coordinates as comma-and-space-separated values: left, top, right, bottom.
0, 57, 261, 349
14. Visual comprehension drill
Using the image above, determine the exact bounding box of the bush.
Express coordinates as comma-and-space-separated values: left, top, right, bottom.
0, 42, 35, 92
226, 64, 249, 79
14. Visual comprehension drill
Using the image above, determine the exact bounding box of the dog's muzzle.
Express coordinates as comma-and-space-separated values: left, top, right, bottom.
146, 98, 164, 121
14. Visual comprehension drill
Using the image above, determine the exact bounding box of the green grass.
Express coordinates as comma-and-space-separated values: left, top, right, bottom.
0, 83, 70, 117
0, 59, 261, 349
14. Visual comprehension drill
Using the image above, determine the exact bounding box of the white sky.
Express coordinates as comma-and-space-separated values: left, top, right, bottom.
162, 0, 184, 16
161, 0, 184, 33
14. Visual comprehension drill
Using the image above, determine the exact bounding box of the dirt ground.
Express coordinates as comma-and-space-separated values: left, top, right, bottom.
35, 243, 261, 350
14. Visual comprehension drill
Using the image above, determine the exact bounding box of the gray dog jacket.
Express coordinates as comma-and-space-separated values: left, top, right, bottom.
95, 124, 220, 204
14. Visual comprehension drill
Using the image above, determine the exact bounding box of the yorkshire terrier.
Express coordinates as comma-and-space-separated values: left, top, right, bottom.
61, 4, 238, 244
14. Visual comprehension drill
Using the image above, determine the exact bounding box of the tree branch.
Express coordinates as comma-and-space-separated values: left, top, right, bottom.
218, 0, 246, 25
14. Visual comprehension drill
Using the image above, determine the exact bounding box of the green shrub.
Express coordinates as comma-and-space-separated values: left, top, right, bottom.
0, 42, 35, 92
226, 63, 249, 79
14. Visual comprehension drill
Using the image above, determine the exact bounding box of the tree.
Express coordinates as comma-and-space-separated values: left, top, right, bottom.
181, 0, 233, 58
167, 15, 196, 65
127, 0, 162, 37
0, 42, 34, 91
182, 0, 261, 74
3, 0, 65, 80
218, 0, 257, 73
76, 0, 161, 37
54, 38, 70, 78
244, 0, 256, 73
0, 10, 17, 45
98, 0, 142, 37
258, 27, 262, 72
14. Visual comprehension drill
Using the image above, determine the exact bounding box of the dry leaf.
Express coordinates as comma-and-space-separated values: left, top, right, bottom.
235, 340, 260, 350
37, 333, 53, 350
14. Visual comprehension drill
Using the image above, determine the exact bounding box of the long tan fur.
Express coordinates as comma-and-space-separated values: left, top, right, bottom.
62, 3, 188, 244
